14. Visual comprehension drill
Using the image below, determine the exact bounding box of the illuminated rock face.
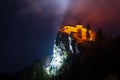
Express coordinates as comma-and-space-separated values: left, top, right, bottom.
46, 43, 68, 76
45, 25, 95, 77
46, 33, 68, 77
45, 32, 73, 77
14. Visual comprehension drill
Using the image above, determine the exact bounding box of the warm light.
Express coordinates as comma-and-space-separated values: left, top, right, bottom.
76, 25, 83, 28
60, 25, 95, 42
60, 26, 77, 34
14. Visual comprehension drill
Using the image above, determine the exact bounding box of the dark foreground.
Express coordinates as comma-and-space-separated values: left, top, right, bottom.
0, 35, 120, 80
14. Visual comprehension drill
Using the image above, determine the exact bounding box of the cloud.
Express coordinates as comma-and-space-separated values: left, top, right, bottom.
17, 0, 120, 35
62, 0, 120, 35
18, 0, 69, 18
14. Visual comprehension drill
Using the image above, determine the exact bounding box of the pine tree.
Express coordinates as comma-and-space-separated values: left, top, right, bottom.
86, 24, 90, 40
96, 28, 103, 46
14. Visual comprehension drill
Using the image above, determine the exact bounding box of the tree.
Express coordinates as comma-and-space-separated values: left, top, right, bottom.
96, 28, 103, 45
86, 24, 91, 40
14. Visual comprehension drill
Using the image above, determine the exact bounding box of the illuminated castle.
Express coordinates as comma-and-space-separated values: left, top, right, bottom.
60, 25, 96, 42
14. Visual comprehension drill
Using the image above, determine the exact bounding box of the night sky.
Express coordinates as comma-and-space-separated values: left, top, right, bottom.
0, 0, 120, 73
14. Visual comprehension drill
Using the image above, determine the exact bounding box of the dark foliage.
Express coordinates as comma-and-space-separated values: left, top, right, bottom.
0, 32, 120, 80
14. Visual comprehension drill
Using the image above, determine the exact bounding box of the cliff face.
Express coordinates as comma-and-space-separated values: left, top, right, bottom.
45, 31, 76, 77
45, 25, 95, 77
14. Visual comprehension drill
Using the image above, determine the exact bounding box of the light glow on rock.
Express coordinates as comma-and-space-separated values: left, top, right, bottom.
45, 42, 68, 77
45, 24, 96, 77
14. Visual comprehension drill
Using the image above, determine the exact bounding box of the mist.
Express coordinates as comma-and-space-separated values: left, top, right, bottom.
62, 0, 120, 36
